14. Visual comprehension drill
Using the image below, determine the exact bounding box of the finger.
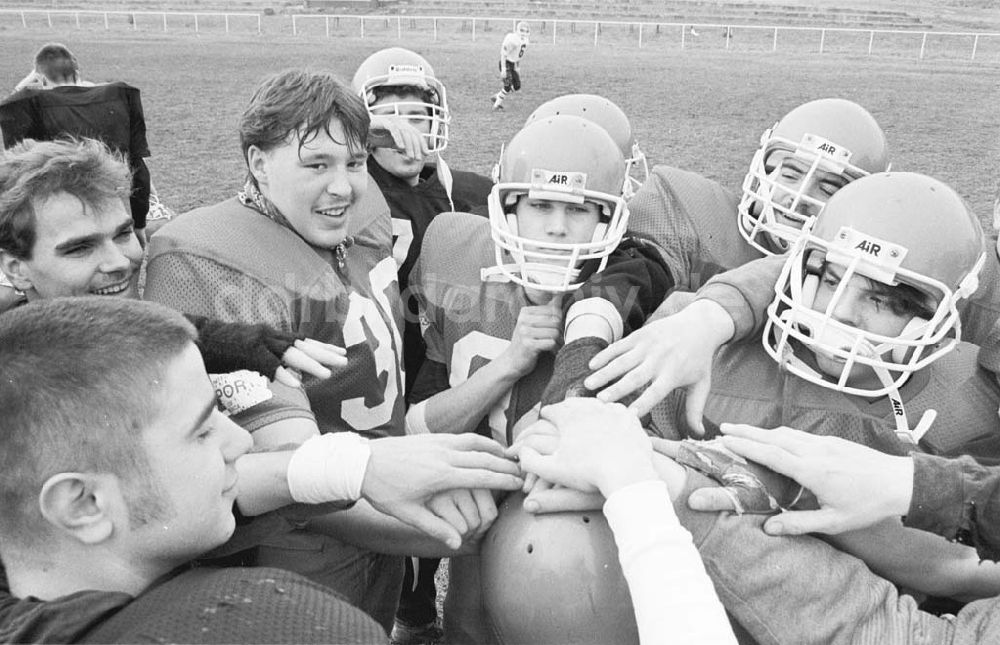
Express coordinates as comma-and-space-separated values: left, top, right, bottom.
716, 436, 799, 479
272, 366, 301, 388
524, 488, 604, 514
720, 423, 812, 454
444, 433, 508, 456
281, 346, 332, 380
687, 487, 740, 513
522, 472, 539, 494
429, 496, 470, 536
450, 491, 481, 536
396, 506, 463, 550
650, 437, 682, 459
295, 337, 347, 361
763, 509, 844, 536
508, 434, 559, 461
587, 336, 636, 372
471, 489, 498, 537
683, 377, 712, 437
515, 447, 567, 485
446, 448, 524, 475
595, 366, 652, 404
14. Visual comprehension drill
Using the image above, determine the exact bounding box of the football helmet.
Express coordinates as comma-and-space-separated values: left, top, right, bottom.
764, 172, 985, 404
738, 98, 889, 255
517, 21, 530, 38
351, 47, 450, 153
525, 94, 649, 198
487, 114, 629, 292
480, 493, 639, 645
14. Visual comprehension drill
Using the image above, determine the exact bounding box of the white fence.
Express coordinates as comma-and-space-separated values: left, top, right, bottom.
2, 9, 998, 62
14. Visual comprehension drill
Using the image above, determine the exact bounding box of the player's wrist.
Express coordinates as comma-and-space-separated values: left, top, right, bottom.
287, 433, 371, 503
685, 299, 736, 346
597, 461, 659, 497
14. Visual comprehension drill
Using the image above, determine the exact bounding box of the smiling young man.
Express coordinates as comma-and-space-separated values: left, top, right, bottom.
0, 297, 389, 643
143, 69, 470, 632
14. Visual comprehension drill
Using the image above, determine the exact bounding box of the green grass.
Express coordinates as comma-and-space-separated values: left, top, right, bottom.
0, 29, 997, 224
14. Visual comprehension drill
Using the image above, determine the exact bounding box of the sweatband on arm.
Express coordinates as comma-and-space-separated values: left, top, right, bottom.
286, 433, 372, 504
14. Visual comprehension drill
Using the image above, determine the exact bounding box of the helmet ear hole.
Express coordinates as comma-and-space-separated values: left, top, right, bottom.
891, 317, 929, 363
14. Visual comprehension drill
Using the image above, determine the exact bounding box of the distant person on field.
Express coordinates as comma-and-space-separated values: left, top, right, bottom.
491, 21, 530, 111
0, 43, 153, 247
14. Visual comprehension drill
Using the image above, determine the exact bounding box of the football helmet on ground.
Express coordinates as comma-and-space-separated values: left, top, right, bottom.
480, 493, 639, 645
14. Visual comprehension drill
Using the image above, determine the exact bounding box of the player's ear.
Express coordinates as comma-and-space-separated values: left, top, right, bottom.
0, 249, 34, 293
246, 145, 269, 186
39, 472, 119, 545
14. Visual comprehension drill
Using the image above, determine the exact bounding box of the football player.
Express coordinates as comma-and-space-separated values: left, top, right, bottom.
352, 46, 495, 645
491, 20, 530, 111
408, 114, 674, 643
143, 70, 513, 633
541, 173, 1000, 642
524, 93, 650, 198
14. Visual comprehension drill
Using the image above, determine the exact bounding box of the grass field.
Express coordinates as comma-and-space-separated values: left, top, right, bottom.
0, 29, 997, 225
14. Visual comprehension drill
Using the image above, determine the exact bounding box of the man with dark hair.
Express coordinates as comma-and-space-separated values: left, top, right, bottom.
0, 42, 152, 245
0, 297, 390, 644
144, 69, 496, 632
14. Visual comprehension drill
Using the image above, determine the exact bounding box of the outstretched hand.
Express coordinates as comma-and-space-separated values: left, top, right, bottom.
362, 433, 523, 549
714, 423, 915, 536
583, 299, 734, 430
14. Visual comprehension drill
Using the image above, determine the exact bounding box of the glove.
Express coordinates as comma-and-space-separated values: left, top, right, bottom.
674, 438, 804, 514
540, 337, 608, 406
188, 314, 301, 379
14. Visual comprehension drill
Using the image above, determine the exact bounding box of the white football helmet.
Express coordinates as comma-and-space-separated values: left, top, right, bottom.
525, 94, 648, 198
487, 114, 629, 292
764, 172, 985, 406
351, 47, 450, 153
516, 21, 530, 38
738, 98, 890, 255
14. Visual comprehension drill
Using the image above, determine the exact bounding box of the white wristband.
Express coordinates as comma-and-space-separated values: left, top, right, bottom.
286, 432, 371, 504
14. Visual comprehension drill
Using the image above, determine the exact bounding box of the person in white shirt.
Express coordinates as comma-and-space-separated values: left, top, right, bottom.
491, 21, 530, 111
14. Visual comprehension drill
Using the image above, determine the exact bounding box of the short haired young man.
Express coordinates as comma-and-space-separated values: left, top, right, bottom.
0, 297, 390, 643
0, 42, 152, 246
144, 69, 513, 632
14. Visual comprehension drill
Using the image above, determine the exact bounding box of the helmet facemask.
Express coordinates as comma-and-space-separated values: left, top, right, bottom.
739, 129, 871, 256
763, 226, 980, 400
361, 64, 450, 153
487, 171, 628, 293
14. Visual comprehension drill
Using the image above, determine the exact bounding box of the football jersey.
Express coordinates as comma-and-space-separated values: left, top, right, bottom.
627, 165, 762, 292
368, 158, 492, 395
413, 212, 672, 445
653, 337, 1000, 464
145, 179, 405, 439
500, 32, 528, 64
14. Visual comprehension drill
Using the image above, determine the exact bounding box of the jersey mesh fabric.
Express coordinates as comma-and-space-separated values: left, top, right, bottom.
81, 567, 386, 644
653, 338, 1000, 463
627, 165, 762, 291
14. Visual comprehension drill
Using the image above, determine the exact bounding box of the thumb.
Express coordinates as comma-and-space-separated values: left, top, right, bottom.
396, 506, 463, 550
684, 376, 712, 437
687, 487, 739, 513
762, 509, 841, 536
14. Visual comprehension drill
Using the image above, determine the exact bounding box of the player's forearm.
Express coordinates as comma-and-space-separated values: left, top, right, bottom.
417, 358, 521, 434
692, 255, 785, 341
304, 501, 470, 557
827, 520, 1000, 601
234, 450, 295, 516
